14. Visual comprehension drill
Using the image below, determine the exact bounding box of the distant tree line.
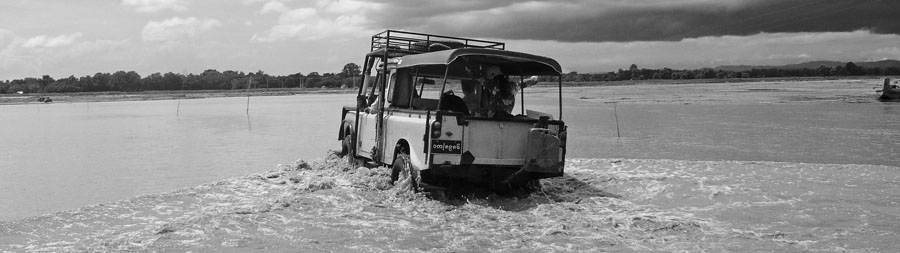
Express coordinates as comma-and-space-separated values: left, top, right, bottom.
539, 62, 900, 83
3, 61, 899, 94
0, 63, 362, 94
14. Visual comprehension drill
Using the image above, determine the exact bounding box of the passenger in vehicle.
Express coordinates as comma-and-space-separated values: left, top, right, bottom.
439, 91, 468, 114
494, 76, 517, 116
479, 66, 517, 118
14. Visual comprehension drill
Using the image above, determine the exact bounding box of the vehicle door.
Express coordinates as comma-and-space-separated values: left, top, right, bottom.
356, 69, 386, 159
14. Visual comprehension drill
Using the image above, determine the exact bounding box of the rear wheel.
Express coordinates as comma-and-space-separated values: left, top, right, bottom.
391, 153, 420, 192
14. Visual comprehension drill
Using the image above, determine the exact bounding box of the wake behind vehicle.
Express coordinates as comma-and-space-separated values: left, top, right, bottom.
339, 30, 567, 192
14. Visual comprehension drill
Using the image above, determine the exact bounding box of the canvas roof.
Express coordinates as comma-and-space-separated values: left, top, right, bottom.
394, 48, 562, 77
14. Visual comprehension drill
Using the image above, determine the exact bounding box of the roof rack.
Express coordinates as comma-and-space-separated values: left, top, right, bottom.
369, 30, 505, 57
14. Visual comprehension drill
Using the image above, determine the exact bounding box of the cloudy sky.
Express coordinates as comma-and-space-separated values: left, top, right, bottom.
1, 0, 898, 80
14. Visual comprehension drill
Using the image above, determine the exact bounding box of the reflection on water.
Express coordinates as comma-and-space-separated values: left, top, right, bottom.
1, 89, 899, 221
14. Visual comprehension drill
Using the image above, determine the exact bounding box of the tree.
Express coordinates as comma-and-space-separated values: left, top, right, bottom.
103, 71, 141, 91
817, 65, 832, 76
340, 63, 361, 78
125, 71, 141, 91
199, 69, 227, 89
844, 62, 861, 76
109, 71, 129, 91
562, 71, 580, 82
143, 72, 163, 90
629, 64, 640, 80
305, 72, 321, 88
39, 75, 54, 92
93, 72, 111, 91
77, 75, 94, 91
887, 67, 900, 75
832, 65, 847, 76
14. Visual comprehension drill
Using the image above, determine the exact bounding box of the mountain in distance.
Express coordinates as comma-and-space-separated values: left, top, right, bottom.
715, 60, 900, 72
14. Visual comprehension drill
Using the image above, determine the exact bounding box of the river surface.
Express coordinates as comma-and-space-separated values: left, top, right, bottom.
1, 86, 899, 221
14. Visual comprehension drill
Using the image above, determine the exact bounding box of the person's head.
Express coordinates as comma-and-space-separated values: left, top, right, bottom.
493, 74, 509, 83
485, 66, 503, 79
498, 81, 517, 95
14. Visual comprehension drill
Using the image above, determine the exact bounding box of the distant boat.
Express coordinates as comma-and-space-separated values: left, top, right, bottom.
879, 78, 900, 101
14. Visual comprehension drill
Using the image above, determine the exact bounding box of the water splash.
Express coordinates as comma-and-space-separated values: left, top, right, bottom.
2, 155, 898, 251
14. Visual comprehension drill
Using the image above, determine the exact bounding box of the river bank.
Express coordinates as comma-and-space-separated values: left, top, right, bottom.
2, 155, 898, 251
540, 76, 894, 106
0, 88, 354, 105
1, 76, 891, 106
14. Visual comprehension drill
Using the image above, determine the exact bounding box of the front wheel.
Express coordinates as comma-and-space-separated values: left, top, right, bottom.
341, 133, 361, 166
391, 153, 420, 192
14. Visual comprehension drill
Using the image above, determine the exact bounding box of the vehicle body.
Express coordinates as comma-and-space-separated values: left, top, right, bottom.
339, 30, 567, 191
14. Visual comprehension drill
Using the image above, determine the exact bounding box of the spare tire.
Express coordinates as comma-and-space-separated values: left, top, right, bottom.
429, 43, 451, 51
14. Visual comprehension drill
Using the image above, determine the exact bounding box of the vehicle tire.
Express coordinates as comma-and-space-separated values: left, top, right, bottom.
340, 133, 352, 157
342, 133, 361, 166
391, 153, 420, 192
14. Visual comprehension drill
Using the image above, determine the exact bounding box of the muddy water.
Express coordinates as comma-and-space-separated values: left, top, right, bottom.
0, 95, 348, 221
2, 81, 900, 251
530, 85, 900, 166
2, 84, 899, 222
2, 156, 897, 251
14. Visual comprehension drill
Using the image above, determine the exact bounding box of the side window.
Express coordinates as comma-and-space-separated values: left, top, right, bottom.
365, 72, 382, 107
419, 79, 462, 99
386, 73, 396, 105
417, 78, 469, 113
388, 70, 413, 108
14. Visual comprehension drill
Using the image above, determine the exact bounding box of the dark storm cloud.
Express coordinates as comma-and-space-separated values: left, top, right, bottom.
366, 0, 900, 42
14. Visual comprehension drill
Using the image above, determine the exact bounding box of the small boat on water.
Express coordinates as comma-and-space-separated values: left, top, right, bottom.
879, 78, 900, 101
